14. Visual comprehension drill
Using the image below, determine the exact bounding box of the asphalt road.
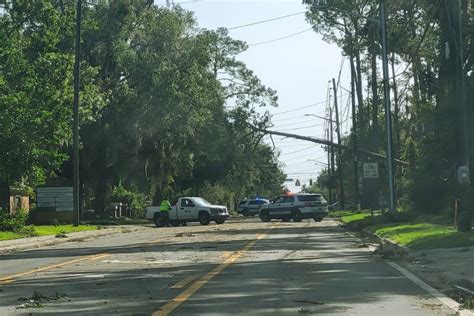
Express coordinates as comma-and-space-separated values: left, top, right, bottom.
0, 218, 457, 315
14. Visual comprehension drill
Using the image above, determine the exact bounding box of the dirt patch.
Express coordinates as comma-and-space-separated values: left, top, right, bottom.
446, 287, 474, 310
175, 232, 195, 237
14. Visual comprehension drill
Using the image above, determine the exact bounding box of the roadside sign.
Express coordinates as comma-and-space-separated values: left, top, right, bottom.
36, 187, 73, 211
363, 163, 379, 179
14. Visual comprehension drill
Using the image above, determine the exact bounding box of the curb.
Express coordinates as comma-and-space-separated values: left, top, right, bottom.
360, 228, 411, 256
355, 226, 474, 312
0, 226, 144, 255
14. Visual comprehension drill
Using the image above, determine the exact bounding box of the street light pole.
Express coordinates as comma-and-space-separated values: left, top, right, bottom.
380, 0, 396, 214
72, 0, 82, 227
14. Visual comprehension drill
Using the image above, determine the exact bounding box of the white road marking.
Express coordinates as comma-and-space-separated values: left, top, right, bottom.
388, 261, 474, 316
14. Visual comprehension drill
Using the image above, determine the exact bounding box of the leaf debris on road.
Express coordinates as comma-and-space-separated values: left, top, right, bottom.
16, 292, 68, 309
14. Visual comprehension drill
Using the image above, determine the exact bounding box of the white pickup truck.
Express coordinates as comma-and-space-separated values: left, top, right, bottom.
145, 197, 229, 227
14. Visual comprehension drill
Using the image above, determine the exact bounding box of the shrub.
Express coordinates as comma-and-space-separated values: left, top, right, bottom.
0, 209, 28, 232
111, 184, 148, 218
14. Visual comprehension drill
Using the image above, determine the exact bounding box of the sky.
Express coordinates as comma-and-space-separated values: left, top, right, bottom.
156, 0, 352, 193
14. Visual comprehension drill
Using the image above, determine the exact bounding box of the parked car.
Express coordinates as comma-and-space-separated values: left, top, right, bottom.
145, 197, 229, 227
258, 193, 328, 222
237, 198, 270, 216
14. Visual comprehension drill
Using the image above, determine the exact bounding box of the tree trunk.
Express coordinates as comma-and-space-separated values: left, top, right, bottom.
152, 187, 163, 206
355, 51, 365, 130
370, 51, 379, 134
409, 1, 421, 103
391, 52, 400, 156
0, 178, 10, 211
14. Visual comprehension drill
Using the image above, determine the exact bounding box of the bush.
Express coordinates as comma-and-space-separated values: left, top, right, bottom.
111, 184, 148, 218
0, 209, 28, 232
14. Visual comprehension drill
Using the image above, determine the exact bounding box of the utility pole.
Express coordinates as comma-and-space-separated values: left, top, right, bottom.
72, 0, 82, 227
326, 128, 333, 204
450, 0, 471, 231
328, 98, 337, 205
332, 78, 345, 209
350, 51, 360, 210
379, 0, 396, 214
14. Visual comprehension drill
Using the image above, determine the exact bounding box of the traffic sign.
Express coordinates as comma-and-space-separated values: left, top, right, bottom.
363, 163, 379, 179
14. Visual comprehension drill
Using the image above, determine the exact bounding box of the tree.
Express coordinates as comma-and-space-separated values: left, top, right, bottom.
0, 1, 102, 208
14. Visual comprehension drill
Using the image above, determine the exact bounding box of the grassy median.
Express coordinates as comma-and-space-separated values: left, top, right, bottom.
0, 225, 99, 241
330, 210, 474, 250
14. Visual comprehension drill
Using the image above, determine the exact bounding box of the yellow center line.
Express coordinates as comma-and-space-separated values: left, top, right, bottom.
220, 251, 232, 259
152, 225, 278, 316
0, 253, 110, 283
171, 276, 196, 289
89, 254, 111, 261
0, 279, 15, 285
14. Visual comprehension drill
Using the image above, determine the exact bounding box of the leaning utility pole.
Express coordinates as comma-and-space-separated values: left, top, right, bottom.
380, 0, 396, 214
332, 78, 345, 209
350, 51, 360, 210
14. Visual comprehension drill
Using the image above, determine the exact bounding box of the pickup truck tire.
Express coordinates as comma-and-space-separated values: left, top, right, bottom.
282, 216, 291, 222
259, 210, 271, 222
292, 209, 303, 222
241, 209, 249, 217
215, 218, 225, 225
169, 220, 180, 227
198, 212, 210, 225
313, 217, 323, 222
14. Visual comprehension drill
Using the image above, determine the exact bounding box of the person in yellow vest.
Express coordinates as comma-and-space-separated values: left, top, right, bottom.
159, 198, 171, 227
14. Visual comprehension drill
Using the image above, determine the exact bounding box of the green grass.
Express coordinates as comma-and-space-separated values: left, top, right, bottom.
334, 210, 474, 250
33, 225, 98, 236
83, 218, 148, 225
0, 225, 98, 241
0, 231, 24, 241
341, 212, 372, 224
368, 222, 474, 250
328, 210, 356, 218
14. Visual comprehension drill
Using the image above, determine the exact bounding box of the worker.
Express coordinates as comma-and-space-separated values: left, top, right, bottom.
159, 198, 171, 227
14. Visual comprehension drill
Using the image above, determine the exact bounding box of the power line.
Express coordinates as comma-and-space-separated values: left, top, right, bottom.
279, 146, 318, 157
272, 119, 317, 128
283, 160, 315, 168
271, 96, 349, 116
249, 28, 313, 46
228, 11, 305, 30
282, 155, 328, 164
271, 110, 327, 123
279, 123, 325, 132
272, 143, 319, 148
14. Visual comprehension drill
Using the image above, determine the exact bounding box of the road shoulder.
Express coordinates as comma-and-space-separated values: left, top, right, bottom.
0, 225, 147, 254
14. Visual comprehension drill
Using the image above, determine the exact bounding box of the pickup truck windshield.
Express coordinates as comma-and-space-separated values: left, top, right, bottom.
193, 197, 212, 206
